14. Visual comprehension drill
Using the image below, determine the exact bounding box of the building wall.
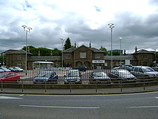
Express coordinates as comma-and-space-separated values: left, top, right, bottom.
134, 53, 154, 66
6, 54, 26, 69
4, 48, 156, 70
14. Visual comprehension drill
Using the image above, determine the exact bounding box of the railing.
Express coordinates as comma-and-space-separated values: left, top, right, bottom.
0, 69, 158, 94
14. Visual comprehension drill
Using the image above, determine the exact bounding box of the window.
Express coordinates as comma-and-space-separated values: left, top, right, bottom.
16, 55, 22, 60
95, 54, 100, 59
65, 54, 71, 59
80, 52, 86, 58
143, 55, 148, 59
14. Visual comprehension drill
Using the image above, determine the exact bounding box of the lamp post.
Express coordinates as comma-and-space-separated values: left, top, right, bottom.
119, 37, 122, 65
60, 38, 65, 69
108, 23, 114, 69
22, 25, 32, 75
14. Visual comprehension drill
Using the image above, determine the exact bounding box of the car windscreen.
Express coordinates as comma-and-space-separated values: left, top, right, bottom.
67, 72, 79, 77
118, 71, 132, 75
38, 72, 52, 77
143, 67, 154, 72
93, 72, 107, 77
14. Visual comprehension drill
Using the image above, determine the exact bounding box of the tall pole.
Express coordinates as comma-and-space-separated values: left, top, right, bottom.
60, 38, 65, 69
22, 25, 32, 75
108, 23, 114, 69
119, 37, 122, 65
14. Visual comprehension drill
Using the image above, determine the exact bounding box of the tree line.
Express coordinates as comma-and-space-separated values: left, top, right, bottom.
22, 37, 122, 56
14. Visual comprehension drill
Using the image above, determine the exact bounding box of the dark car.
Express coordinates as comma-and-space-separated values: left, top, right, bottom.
89, 71, 111, 84
33, 71, 58, 84
108, 69, 137, 82
115, 65, 133, 71
64, 69, 82, 84
74, 65, 87, 71
0, 72, 20, 83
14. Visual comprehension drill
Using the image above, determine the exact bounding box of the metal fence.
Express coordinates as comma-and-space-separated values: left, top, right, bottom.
1, 69, 158, 94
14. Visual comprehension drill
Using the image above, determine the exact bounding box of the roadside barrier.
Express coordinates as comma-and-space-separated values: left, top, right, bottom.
1, 78, 158, 94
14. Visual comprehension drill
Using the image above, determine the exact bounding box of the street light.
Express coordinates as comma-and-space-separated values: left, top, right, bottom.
22, 25, 32, 75
119, 37, 122, 65
60, 38, 65, 69
108, 23, 114, 69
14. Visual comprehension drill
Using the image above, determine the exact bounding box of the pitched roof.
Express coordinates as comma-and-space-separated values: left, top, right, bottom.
5, 50, 32, 55
63, 45, 104, 53
28, 56, 61, 61
104, 55, 137, 60
134, 49, 155, 54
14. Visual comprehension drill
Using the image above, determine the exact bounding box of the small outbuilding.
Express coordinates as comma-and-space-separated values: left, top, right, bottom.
33, 61, 54, 69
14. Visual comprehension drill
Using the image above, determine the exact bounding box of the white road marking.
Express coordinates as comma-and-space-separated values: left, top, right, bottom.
0, 96, 22, 99
128, 106, 158, 109
155, 97, 158, 99
19, 105, 99, 109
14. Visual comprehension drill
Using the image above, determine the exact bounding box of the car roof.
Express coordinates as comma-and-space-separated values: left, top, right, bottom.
112, 69, 129, 72
40, 71, 56, 73
68, 69, 79, 72
132, 66, 150, 68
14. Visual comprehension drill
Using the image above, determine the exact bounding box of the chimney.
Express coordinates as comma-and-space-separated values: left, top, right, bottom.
89, 42, 91, 48
135, 46, 138, 53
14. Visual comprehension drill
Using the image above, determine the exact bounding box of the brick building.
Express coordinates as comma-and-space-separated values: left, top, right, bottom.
3, 46, 157, 70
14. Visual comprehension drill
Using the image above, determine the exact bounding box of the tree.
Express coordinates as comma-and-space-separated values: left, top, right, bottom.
108, 51, 120, 56
52, 48, 61, 56
64, 37, 71, 50
100, 46, 108, 56
21, 46, 61, 56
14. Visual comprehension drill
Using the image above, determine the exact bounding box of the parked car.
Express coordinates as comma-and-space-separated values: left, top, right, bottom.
33, 71, 58, 84
108, 69, 137, 82
74, 65, 87, 71
64, 69, 82, 84
0, 67, 11, 72
0, 69, 4, 73
130, 66, 158, 78
152, 67, 158, 71
8, 67, 23, 72
0, 72, 20, 83
118, 65, 133, 71
89, 71, 111, 84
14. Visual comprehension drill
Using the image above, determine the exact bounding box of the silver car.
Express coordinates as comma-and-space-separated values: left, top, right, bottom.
64, 70, 82, 84
108, 69, 137, 82
131, 66, 158, 78
89, 71, 111, 84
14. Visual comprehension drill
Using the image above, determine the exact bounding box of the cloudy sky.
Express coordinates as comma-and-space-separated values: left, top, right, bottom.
0, 0, 158, 53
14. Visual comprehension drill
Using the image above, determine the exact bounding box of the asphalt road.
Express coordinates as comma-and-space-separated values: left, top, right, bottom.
0, 92, 158, 119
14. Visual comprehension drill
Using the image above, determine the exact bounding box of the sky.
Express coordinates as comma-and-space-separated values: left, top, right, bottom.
0, 0, 158, 54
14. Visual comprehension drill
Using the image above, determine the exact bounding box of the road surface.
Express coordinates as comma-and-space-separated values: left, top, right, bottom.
0, 92, 158, 119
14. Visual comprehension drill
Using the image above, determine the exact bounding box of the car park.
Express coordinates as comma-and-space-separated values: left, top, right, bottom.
64, 69, 82, 84
108, 69, 137, 82
89, 71, 111, 84
33, 71, 58, 84
130, 66, 158, 78
0, 72, 20, 83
